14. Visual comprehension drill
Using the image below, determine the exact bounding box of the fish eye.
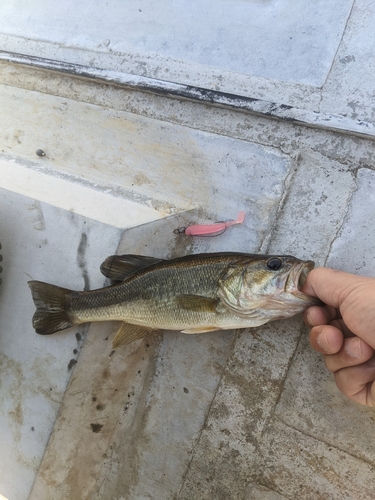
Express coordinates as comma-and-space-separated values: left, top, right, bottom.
266, 258, 282, 271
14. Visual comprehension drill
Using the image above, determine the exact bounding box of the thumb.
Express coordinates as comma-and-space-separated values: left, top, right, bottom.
302, 267, 375, 348
301, 267, 363, 308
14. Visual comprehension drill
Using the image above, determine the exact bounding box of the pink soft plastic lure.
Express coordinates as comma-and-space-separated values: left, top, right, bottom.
182, 211, 245, 237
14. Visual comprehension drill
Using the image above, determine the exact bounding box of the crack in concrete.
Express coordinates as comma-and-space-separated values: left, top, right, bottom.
249, 482, 290, 500
324, 169, 358, 266
308, 142, 374, 170
259, 151, 299, 254
320, 0, 356, 89
77, 230, 90, 291
258, 323, 306, 443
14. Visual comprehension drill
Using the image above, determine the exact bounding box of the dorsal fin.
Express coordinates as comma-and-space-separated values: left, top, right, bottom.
100, 254, 164, 281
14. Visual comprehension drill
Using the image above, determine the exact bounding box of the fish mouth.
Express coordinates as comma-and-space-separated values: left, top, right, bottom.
285, 260, 315, 299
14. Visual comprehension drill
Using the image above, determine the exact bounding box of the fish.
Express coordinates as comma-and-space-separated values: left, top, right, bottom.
28, 252, 319, 349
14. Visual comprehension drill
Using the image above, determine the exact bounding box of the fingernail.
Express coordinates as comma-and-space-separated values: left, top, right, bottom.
344, 338, 361, 358
316, 330, 332, 353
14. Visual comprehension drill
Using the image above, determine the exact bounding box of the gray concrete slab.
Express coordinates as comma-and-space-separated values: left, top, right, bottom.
0, 189, 122, 500
262, 148, 357, 263
327, 168, 375, 276
0, 0, 354, 86
245, 484, 289, 500
178, 317, 304, 500
0, 82, 292, 231
259, 418, 375, 500
27, 118, 375, 500
321, 0, 375, 125
1, 1, 375, 499
276, 333, 375, 465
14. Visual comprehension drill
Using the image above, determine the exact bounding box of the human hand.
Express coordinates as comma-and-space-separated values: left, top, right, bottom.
302, 268, 375, 406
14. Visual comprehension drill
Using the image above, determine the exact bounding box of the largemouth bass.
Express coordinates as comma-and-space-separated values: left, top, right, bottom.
28, 252, 319, 348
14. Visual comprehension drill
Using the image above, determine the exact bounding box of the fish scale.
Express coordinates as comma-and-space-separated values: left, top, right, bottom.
68, 255, 234, 328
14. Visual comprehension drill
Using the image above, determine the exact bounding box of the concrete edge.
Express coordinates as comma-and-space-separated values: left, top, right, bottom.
0, 155, 174, 229
0, 33, 322, 110
1, 50, 374, 141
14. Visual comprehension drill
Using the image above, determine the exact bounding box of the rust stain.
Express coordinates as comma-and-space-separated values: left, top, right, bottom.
8, 401, 24, 427
29, 323, 160, 500
133, 173, 151, 186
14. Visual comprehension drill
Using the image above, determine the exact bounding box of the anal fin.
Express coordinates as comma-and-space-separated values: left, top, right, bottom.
112, 323, 155, 348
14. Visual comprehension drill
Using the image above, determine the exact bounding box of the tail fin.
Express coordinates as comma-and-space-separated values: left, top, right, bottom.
28, 280, 74, 335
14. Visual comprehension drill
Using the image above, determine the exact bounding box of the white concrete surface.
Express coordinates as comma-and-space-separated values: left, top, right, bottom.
1, 1, 375, 499
0, 189, 122, 500
0, 0, 373, 127
0, 82, 292, 233
327, 168, 375, 277
29, 154, 375, 500
0, 0, 354, 86
321, 0, 375, 124
0, 155, 164, 230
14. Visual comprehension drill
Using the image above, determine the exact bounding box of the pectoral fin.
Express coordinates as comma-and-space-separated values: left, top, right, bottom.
175, 295, 218, 312
100, 254, 164, 281
181, 326, 219, 334
112, 323, 155, 348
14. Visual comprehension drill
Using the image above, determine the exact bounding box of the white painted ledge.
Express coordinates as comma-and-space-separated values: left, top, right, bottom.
0, 156, 164, 228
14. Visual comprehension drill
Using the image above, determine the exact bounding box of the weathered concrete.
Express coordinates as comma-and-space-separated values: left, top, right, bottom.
29, 168, 375, 500
0, 0, 354, 86
178, 318, 304, 500
276, 333, 375, 465
1, 1, 375, 499
0, 82, 292, 229
259, 418, 375, 500
262, 148, 357, 262
321, 0, 375, 125
0, 190, 122, 500
327, 168, 375, 276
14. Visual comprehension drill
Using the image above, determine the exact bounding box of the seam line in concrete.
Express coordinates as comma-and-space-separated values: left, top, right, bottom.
250, 482, 291, 500
0, 152, 182, 215
259, 324, 306, 445
324, 169, 358, 266
1, 50, 374, 141
259, 152, 298, 254
274, 414, 375, 468
320, 0, 356, 90
175, 329, 241, 499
